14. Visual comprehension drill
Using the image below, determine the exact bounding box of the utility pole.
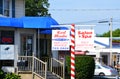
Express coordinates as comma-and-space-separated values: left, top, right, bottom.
110, 18, 113, 66
98, 18, 113, 66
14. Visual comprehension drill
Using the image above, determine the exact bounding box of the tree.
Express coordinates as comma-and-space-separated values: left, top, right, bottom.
101, 29, 120, 44
102, 28, 120, 37
25, 0, 50, 16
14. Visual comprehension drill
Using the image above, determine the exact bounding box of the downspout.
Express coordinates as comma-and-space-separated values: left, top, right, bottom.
37, 28, 40, 58
12, 0, 15, 17
0, 0, 3, 14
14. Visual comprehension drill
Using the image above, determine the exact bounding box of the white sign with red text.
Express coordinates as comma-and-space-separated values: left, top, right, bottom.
52, 30, 70, 50
75, 29, 94, 51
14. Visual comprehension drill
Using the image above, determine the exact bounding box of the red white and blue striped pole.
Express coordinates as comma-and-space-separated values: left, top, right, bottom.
71, 24, 75, 79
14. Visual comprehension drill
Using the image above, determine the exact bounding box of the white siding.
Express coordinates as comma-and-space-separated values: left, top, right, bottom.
15, 0, 25, 17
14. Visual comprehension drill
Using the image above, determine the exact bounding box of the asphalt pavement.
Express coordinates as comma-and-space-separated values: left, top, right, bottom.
93, 76, 120, 79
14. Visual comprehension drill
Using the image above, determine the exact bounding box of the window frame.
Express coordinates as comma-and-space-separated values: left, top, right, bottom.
3, 0, 12, 17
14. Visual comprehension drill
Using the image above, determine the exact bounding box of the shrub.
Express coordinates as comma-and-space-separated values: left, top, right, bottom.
0, 68, 21, 79
4, 73, 21, 79
0, 69, 5, 79
66, 55, 95, 79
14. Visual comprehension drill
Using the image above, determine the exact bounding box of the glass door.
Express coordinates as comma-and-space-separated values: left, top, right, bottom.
20, 34, 33, 56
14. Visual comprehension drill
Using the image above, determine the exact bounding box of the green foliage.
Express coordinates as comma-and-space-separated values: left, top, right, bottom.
112, 29, 120, 37
25, 0, 50, 16
0, 69, 5, 79
0, 68, 21, 79
66, 55, 95, 79
102, 28, 120, 37
4, 73, 21, 79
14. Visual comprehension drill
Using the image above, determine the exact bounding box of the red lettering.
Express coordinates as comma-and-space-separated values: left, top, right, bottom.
2, 37, 13, 43
82, 35, 92, 38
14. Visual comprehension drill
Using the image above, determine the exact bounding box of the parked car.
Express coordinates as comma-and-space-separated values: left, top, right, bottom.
94, 63, 118, 76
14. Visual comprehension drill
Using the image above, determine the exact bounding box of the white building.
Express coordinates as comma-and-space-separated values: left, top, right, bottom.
0, 0, 25, 18
87, 37, 120, 66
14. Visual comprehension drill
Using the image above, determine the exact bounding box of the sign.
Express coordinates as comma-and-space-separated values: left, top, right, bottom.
75, 51, 85, 55
75, 29, 94, 51
0, 45, 15, 60
1, 37, 14, 44
52, 30, 70, 50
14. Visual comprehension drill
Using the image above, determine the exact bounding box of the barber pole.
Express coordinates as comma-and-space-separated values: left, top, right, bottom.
71, 24, 75, 79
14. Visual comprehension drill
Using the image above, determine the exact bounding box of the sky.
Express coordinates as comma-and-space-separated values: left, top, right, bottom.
48, 0, 120, 34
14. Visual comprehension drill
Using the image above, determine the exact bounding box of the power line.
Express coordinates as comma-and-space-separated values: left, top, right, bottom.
59, 18, 120, 25
49, 9, 120, 11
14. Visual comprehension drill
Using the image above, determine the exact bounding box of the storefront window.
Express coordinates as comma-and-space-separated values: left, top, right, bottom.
20, 34, 33, 56
102, 55, 108, 65
0, 60, 14, 66
0, 31, 14, 44
40, 39, 47, 56
36, 38, 51, 58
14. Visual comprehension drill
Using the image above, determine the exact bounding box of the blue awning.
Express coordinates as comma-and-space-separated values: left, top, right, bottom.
21, 17, 59, 29
0, 16, 59, 29
10, 18, 23, 28
0, 16, 70, 34
39, 27, 68, 34
0, 17, 11, 26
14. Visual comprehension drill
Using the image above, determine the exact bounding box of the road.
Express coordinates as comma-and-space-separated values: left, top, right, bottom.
93, 76, 120, 79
